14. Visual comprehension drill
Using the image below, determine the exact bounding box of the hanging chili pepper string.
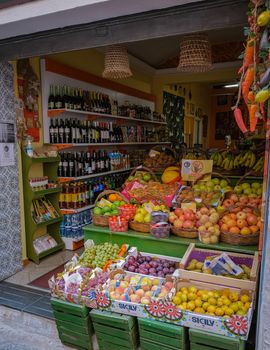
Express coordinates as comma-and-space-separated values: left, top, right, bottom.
232, 67, 246, 110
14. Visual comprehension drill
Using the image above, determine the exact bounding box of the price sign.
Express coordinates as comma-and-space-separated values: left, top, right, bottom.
181, 159, 213, 181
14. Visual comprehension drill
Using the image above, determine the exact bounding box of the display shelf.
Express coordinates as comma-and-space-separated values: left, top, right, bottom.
32, 187, 62, 197
48, 109, 167, 125
21, 149, 64, 264
31, 156, 60, 163
58, 167, 132, 183
38, 242, 65, 259
83, 224, 258, 258
36, 216, 63, 227
60, 204, 94, 214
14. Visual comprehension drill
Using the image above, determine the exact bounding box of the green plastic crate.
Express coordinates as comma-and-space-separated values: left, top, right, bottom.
189, 329, 246, 350
91, 309, 139, 350
51, 298, 93, 350
138, 318, 188, 350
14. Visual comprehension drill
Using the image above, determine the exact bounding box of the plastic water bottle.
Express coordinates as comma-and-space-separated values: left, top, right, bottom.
25, 136, 33, 157
65, 215, 72, 238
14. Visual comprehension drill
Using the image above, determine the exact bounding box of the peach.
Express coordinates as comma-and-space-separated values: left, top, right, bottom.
145, 291, 152, 297
135, 289, 145, 297
115, 286, 124, 294
130, 294, 140, 303
221, 223, 229, 231
120, 281, 129, 289
227, 219, 237, 228
120, 295, 127, 301
142, 284, 150, 292
165, 281, 173, 290
141, 297, 151, 305
249, 225, 259, 234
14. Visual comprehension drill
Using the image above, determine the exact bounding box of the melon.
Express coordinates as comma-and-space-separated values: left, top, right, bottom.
164, 166, 180, 173
161, 170, 180, 184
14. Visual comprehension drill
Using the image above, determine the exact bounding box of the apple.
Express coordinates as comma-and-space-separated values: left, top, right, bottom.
115, 286, 124, 294
174, 219, 183, 228
247, 213, 258, 225
169, 214, 177, 224
174, 208, 183, 217
240, 227, 251, 235
183, 220, 194, 229
236, 219, 248, 229
236, 211, 247, 220
200, 215, 209, 224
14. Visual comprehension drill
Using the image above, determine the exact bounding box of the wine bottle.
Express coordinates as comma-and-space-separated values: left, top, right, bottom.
63, 86, 69, 109
54, 119, 59, 143
64, 119, 70, 143
49, 119, 55, 143
55, 86, 62, 109
48, 85, 55, 110
59, 119, 64, 144
68, 153, 74, 177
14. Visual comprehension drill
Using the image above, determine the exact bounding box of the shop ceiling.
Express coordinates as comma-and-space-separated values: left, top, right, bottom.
0, 0, 247, 61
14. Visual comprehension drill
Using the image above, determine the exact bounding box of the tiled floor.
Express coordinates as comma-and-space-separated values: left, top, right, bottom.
5, 248, 83, 289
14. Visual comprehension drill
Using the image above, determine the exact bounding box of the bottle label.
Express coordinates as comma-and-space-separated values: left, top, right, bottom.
49, 102, 55, 109
66, 193, 72, 205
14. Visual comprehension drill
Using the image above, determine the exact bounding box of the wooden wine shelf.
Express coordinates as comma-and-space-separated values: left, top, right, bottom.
50, 142, 171, 150
58, 167, 133, 183
48, 109, 167, 125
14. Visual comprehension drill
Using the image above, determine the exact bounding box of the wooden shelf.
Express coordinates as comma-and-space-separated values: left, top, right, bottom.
48, 109, 167, 125
58, 167, 132, 183
50, 142, 170, 150
60, 204, 94, 214
83, 224, 258, 258
32, 187, 62, 197
36, 216, 63, 227
38, 241, 65, 259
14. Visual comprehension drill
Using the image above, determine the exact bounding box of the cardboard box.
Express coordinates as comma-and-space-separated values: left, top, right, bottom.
178, 243, 259, 291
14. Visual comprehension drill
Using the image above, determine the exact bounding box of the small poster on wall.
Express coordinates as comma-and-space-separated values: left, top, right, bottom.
0, 122, 15, 166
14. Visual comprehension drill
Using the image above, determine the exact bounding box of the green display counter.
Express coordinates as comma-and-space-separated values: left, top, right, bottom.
83, 224, 257, 258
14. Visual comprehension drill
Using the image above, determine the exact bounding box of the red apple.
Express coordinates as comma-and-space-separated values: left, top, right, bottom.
174, 208, 183, 217
246, 213, 258, 226
183, 220, 194, 229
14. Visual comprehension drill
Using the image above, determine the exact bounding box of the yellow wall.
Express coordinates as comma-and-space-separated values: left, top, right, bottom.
47, 49, 153, 93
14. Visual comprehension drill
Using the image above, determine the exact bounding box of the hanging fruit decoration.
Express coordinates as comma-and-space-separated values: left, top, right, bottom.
233, 0, 270, 133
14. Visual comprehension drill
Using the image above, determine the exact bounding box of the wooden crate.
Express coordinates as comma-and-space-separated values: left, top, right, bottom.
51, 298, 93, 350
91, 309, 139, 350
138, 317, 188, 350
189, 329, 246, 350
179, 243, 259, 290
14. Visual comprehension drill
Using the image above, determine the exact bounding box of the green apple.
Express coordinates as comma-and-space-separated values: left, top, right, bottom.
248, 193, 257, 198
93, 207, 102, 215
243, 188, 252, 195
241, 183, 250, 190
214, 184, 221, 191
128, 176, 134, 182
212, 178, 220, 185
257, 188, 263, 196
199, 185, 207, 191
206, 180, 214, 187
193, 184, 201, 191
224, 186, 233, 193
234, 185, 242, 194
251, 182, 261, 189
220, 179, 228, 188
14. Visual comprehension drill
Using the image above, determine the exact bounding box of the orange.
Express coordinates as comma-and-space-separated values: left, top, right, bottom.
108, 194, 117, 202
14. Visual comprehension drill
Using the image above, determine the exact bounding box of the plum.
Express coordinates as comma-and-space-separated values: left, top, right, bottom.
163, 267, 170, 274
146, 256, 152, 262
169, 267, 175, 273
128, 265, 136, 272
156, 266, 163, 272
157, 271, 164, 277
135, 268, 139, 273
145, 263, 150, 269
149, 268, 156, 275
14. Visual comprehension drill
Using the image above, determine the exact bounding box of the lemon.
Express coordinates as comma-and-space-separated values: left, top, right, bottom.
188, 292, 196, 301
194, 307, 204, 314
173, 296, 181, 305
181, 294, 188, 302
208, 297, 217, 306
187, 301, 195, 311
240, 294, 250, 303
230, 302, 239, 312
229, 292, 239, 302
137, 208, 148, 216
143, 213, 151, 223
134, 213, 144, 223
215, 307, 224, 316
194, 298, 203, 307
224, 307, 234, 316
202, 302, 210, 311
189, 286, 198, 294
207, 305, 216, 314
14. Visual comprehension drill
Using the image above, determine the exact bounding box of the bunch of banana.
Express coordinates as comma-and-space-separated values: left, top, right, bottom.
221, 152, 235, 171
236, 150, 257, 169
185, 152, 207, 160
185, 152, 196, 160
252, 156, 264, 173
210, 151, 223, 167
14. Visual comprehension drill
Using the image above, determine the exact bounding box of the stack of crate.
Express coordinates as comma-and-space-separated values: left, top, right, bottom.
189, 329, 246, 350
51, 298, 93, 350
138, 318, 188, 350
90, 309, 139, 350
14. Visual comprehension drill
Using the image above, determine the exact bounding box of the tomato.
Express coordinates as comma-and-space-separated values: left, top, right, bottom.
255, 89, 270, 102
257, 10, 270, 26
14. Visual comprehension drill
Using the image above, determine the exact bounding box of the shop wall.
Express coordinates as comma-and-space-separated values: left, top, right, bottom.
18, 51, 153, 260
47, 49, 153, 94
0, 61, 23, 280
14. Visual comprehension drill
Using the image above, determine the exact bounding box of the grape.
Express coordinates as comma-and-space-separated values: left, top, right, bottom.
79, 242, 120, 269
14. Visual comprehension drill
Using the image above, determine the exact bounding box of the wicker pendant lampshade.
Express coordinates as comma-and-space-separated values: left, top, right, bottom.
177, 34, 212, 73
103, 44, 133, 79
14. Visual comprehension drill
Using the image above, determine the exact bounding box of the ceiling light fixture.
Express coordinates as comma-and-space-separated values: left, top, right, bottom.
224, 83, 239, 88
177, 34, 212, 73
103, 44, 133, 79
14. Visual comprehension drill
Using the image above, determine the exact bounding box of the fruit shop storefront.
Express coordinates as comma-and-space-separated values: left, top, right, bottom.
0, 0, 270, 349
